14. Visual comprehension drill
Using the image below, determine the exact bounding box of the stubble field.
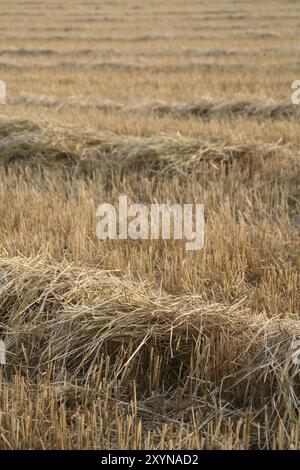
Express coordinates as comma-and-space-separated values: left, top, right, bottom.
0, 0, 299, 449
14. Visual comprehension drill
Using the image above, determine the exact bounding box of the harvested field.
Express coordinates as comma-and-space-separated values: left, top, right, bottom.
0, 0, 299, 451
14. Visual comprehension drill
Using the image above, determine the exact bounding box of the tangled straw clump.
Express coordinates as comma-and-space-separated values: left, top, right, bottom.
1, 255, 300, 415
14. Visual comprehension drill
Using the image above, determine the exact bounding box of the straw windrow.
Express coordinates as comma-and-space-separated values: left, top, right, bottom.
0, 118, 294, 179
